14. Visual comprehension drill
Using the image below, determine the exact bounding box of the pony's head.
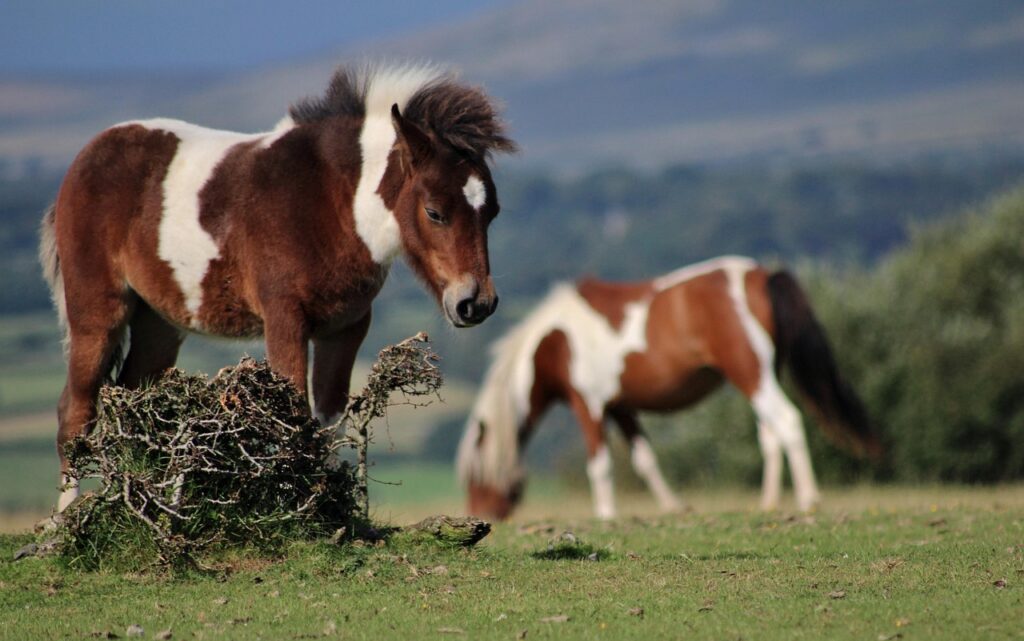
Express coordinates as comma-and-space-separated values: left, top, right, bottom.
388, 103, 506, 327
456, 317, 542, 520
456, 288, 576, 520
457, 416, 526, 521
467, 475, 524, 521
290, 63, 516, 328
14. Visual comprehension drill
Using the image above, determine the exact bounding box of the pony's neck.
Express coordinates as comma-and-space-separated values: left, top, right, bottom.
316, 116, 405, 267
352, 113, 404, 265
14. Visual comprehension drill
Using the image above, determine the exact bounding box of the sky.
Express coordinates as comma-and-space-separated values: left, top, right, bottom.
1, 0, 507, 74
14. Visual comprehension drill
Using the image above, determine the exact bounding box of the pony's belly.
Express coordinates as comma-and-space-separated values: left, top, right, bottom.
194, 300, 264, 338
620, 366, 724, 411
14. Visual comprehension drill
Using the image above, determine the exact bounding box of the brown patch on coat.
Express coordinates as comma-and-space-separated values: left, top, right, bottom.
527, 329, 573, 432
617, 270, 729, 409
58, 124, 186, 324
576, 278, 655, 330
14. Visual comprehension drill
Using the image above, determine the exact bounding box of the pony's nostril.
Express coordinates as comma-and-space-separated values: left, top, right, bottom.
456, 298, 475, 321
490, 295, 499, 315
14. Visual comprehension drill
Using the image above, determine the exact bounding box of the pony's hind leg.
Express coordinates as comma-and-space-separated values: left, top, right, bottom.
608, 407, 683, 513
56, 292, 132, 511
757, 420, 784, 510
117, 299, 184, 389
750, 375, 820, 511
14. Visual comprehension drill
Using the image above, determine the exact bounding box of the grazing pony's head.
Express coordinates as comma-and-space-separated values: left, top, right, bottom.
456, 317, 543, 520
291, 63, 517, 327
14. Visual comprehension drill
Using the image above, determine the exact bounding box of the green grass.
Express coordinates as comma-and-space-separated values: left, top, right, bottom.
1, 489, 1022, 640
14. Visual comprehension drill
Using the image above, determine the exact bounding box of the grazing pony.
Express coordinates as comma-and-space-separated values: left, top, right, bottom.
40, 63, 516, 512
457, 256, 880, 520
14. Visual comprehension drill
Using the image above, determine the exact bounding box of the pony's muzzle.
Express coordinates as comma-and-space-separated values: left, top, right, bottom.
444, 278, 498, 327
467, 480, 522, 521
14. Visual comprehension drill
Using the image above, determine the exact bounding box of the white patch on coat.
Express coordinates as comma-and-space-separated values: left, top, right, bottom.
143, 120, 252, 323
721, 257, 774, 389
351, 64, 447, 264
260, 115, 295, 148
462, 174, 486, 211
652, 255, 757, 291
122, 118, 285, 325
569, 298, 649, 419
457, 284, 651, 491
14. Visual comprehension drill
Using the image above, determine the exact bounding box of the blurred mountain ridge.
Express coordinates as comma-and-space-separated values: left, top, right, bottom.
2, 0, 1023, 172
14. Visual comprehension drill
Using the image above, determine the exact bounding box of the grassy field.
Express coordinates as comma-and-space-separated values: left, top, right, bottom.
1, 486, 1023, 640
3, 318, 1021, 639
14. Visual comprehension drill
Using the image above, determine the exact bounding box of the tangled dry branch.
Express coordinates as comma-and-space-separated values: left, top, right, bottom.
59, 334, 442, 569
338, 332, 443, 516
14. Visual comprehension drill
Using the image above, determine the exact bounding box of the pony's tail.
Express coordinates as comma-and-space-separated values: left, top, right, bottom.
39, 203, 69, 351
767, 270, 882, 460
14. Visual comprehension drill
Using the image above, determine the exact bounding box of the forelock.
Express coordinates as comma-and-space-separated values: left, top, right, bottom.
288, 62, 518, 163
403, 80, 518, 161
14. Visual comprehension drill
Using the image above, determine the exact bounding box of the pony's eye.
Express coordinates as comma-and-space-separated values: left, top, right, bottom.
425, 207, 446, 224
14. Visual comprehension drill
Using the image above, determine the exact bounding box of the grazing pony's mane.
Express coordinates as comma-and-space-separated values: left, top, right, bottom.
289, 63, 517, 159
457, 285, 582, 491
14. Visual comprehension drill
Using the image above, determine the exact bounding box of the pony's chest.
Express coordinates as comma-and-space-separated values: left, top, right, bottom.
558, 298, 652, 417
307, 269, 388, 335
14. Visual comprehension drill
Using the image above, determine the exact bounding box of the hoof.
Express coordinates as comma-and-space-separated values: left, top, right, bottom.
34, 514, 64, 535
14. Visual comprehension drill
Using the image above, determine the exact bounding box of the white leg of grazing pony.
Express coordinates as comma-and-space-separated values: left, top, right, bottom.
630, 436, 683, 512
752, 376, 820, 511
757, 421, 783, 510
587, 444, 616, 520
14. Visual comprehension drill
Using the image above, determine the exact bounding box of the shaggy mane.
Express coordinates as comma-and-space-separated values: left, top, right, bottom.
289, 63, 517, 160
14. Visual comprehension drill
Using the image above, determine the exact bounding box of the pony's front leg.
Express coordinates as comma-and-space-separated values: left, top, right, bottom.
263, 309, 311, 400
312, 311, 372, 425
608, 407, 683, 513
568, 394, 616, 520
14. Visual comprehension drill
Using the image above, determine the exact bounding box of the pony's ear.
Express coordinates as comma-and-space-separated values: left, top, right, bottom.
391, 104, 433, 172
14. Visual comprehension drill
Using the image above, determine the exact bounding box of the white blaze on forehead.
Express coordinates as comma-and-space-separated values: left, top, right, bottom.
352, 63, 447, 264
463, 174, 487, 211
131, 118, 267, 325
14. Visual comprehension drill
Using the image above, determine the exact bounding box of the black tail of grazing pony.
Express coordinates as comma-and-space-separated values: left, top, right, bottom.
767, 270, 882, 460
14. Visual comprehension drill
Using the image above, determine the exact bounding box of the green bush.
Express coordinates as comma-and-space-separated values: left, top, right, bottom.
807, 187, 1024, 483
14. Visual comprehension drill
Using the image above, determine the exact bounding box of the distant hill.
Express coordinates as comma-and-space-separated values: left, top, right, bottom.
2, 0, 1023, 172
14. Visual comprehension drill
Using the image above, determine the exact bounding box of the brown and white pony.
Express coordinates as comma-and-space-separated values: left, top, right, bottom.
457, 256, 880, 520
39, 62, 516, 512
